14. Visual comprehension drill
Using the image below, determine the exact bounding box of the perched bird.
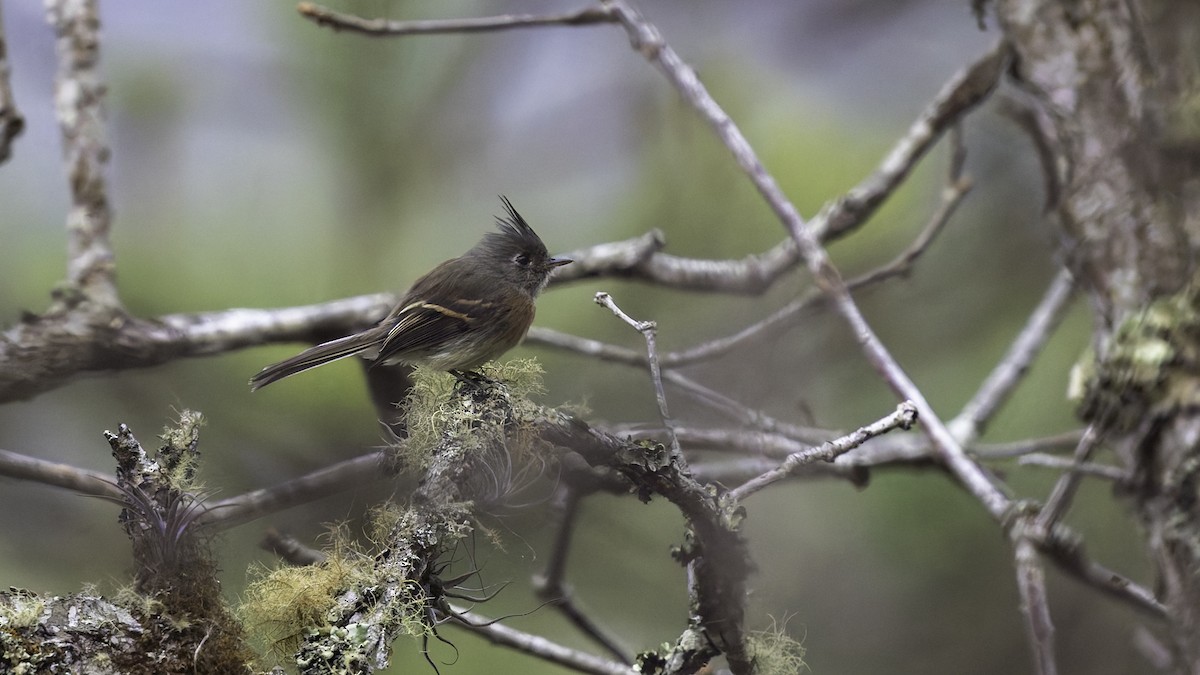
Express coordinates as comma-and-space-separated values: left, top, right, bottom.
250, 197, 571, 390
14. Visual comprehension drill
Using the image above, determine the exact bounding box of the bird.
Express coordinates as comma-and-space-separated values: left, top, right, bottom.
249, 197, 571, 391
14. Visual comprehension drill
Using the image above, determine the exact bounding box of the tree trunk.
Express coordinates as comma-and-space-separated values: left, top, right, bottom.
996, 1, 1200, 670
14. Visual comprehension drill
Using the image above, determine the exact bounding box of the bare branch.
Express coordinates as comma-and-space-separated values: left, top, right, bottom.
158, 293, 394, 354
45, 0, 117, 305
953, 269, 1077, 442
1034, 426, 1103, 528
595, 292, 681, 457
556, 232, 801, 295
533, 489, 634, 664
0, 293, 394, 404
261, 528, 328, 566
971, 431, 1085, 459
690, 456, 861, 485
849, 129, 974, 287
729, 402, 917, 500
447, 603, 632, 675
1018, 452, 1128, 484
0, 3, 24, 163
661, 156, 970, 368
298, 2, 617, 37
0, 447, 119, 499
527, 326, 644, 366
810, 40, 1010, 241
1014, 537, 1059, 675
603, 0, 1011, 520
200, 450, 389, 530
539, 410, 749, 673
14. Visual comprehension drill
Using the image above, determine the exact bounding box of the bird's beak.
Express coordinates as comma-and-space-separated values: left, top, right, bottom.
548, 256, 573, 268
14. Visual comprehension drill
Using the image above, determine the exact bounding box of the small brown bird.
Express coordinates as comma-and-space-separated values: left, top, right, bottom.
250, 197, 571, 390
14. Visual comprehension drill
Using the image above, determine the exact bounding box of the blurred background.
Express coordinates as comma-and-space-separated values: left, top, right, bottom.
0, 1, 1153, 673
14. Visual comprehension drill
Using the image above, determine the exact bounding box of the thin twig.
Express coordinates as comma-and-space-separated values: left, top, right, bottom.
604, 0, 1012, 520
661, 372, 835, 444
691, 456, 859, 485
1066, 557, 1164, 618
1019, 451, 1127, 484
298, 2, 617, 37
810, 41, 1010, 241
543, 135, 970, 371
971, 431, 1085, 459
446, 603, 632, 675
1014, 536, 1059, 675
952, 269, 1077, 442
45, 0, 117, 305
1034, 426, 1103, 528
1132, 626, 1174, 672
199, 450, 389, 529
730, 402, 917, 500
663, 158, 969, 368
526, 327, 644, 366
528, 327, 837, 446
0, 2, 25, 163
595, 291, 681, 457
617, 426, 819, 460
850, 129, 974, 287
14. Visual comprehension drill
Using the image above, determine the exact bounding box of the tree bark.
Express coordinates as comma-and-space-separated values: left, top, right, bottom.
995, 1, 1200, 670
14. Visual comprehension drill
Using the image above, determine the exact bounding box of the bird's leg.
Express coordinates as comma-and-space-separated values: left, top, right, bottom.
450, 369, 499, 392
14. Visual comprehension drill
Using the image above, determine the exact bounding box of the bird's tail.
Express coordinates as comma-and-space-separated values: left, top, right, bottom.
249, 329, 385, 391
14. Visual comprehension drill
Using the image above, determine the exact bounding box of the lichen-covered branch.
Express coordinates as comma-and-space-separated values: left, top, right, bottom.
45, 0, 117, 306
538, 409, 751, 674
2, 416, 253, 673
995, 0, 1200, 669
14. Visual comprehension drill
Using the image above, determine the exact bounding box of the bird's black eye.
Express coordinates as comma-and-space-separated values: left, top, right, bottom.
514, 253, 531, 266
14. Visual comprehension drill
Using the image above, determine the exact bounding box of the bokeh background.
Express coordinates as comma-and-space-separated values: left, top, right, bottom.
0, 1, 1153, 673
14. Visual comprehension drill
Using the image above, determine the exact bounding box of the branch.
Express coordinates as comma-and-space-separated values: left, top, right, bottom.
810, 40, 1009, 241
0, 2, 24, 163
952, 269, 1077, 442
971, 431, 1085, 459
603, 0, 1012, 521
538, 410, 750, 673
298, 2, 617, 36
45, 0, 117, 306
201, 450, 390, 530
0, 447, 119, 499
532, 488, 634, 664
1013, 536, 1059, 675
558, 234, 803, 296
447, 603, 632, 675
595, 292, 681, 456
729, 402, 918, 500
1019, 452, 1128, 484
0, 293, 394, 403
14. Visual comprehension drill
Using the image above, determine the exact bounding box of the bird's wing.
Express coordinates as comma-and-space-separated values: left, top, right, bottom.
376, 299, 479, 362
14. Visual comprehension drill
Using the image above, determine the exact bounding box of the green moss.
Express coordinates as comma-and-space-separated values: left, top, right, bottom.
1072, 288, 1200, 430
241, 550, 376, 660
241, 508, 443, 668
